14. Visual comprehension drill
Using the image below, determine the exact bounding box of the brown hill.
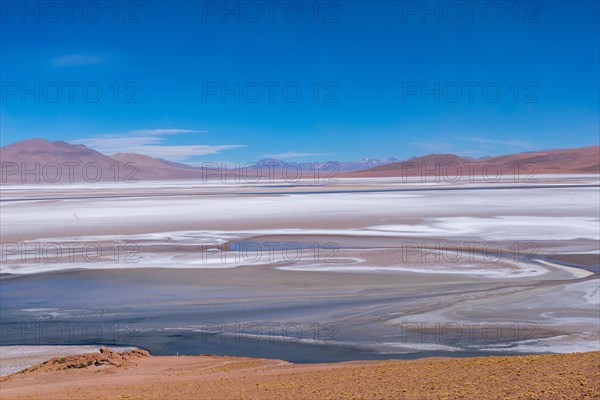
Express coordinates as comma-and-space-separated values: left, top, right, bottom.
364, 153, 471, 173
0, 139, 202, 183
2, 139, 598, 184
345, 146, 600, 178
108, 153, 202, 179
1, 138, 117, 166
484, 146, 600, 174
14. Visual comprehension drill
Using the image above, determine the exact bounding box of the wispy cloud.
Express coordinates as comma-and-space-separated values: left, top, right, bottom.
77, 135, 164, 149
184, 160, 241, 169
76, 129, 244, 162
115, 144, 245, 160
457, 137, 532, 148
129, 129, 207, 136
261, 151, 333, 159
52, 54, 108, 67
412, 136, 533, 158
413, 140, 453, 153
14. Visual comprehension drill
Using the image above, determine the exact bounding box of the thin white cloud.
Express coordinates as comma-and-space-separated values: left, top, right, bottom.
261, 151, 333, 159
52, 54, 108, 67
77, 136, 164, 149
414, 140, 453, 153
458, 137, 532, 148
184, 160, 240, 169
76, 129, 244, 162
129, 129, 208, 136
413, 137, 532, 158
117, 145, 245, 160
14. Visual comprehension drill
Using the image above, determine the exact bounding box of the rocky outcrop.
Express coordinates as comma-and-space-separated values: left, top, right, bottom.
17, 348, 150, 374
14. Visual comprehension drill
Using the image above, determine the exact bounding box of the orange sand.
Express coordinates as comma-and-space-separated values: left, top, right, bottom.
1, 349, 598, 399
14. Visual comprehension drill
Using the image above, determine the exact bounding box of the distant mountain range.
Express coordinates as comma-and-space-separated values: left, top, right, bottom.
0, 138, 598, 184
347, 146, 600, 177
298, 158, 401, 172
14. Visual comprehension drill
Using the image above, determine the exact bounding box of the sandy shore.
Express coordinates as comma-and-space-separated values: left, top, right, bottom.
1, 348, 598, 399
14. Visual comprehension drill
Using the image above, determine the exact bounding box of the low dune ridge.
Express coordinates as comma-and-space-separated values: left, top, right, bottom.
1, 349, 598, 399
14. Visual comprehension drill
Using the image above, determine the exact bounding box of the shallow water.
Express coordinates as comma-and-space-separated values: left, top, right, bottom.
1, 264, 597, 361
1, 179, 598, 361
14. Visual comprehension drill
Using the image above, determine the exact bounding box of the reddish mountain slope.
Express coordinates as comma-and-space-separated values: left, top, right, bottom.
345, 146, 599, 178
484, 146, 600, 174
0, 139, 201, 183
108, 153, 201, 179
1, 139, 598, 183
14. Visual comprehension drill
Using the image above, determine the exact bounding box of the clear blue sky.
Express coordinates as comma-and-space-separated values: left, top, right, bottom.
1, 1, 598, 163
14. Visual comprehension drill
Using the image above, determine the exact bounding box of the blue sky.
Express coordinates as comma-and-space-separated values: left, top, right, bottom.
1, 1, 598, 163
